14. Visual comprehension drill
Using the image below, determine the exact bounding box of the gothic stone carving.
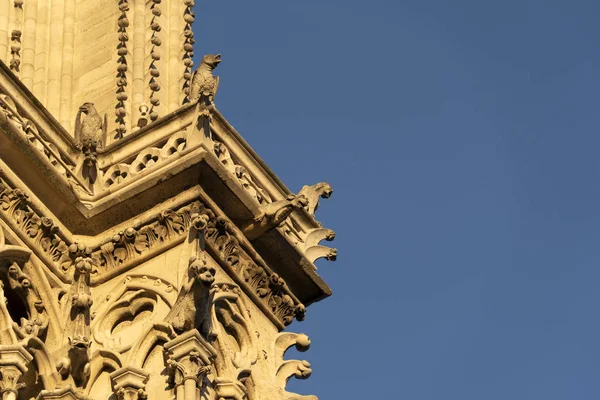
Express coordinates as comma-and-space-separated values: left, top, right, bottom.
0, 227, 48, 342
0, 1, 336, 398
190, 54, 221, 106
297, 182, 333, 218
165, 214, 215, 334
241, 195, 309, 240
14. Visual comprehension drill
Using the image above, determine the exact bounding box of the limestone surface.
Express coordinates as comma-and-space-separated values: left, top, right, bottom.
0, 2, 336, 399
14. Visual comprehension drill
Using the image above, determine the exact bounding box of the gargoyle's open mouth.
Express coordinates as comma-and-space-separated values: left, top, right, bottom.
74, 341, 89, 350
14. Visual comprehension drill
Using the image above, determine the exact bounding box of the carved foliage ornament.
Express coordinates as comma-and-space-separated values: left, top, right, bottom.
0, 173, 304, 327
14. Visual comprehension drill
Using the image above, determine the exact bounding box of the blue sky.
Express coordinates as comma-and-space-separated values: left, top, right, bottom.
193, 1, 600, 399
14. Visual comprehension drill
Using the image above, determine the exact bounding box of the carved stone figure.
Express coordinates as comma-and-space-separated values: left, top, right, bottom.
0, 3, 337, 399
74, 103, 107, 186
165, 254, 216, 334
165, 215, 216, 335
74, 102, 107, 149
298, 182, 333, 217
189, 54, 222, 105
58, 256, 93, 387
240, 195, 309, 240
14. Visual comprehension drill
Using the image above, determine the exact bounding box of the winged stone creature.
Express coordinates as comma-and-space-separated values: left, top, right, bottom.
189, 53, 222, 105
74, 102, 107, 184
75, 102, 107, 148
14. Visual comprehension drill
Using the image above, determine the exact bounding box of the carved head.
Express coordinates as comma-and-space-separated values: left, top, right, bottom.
69, 335, 92, 350
189, 255, 216, 285
191, 213, 210, 231
319, 183, 333, 199
19, 277, 30, 288
312, 182, 334, 199
201, 54, 222, 69
7, 263, 19, 277
198, 265, 216, 285
79, 102, 95, 114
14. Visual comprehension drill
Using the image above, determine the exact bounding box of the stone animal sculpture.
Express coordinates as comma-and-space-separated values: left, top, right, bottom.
74, 102, 107, 184
56, 335, 92, 387
74, 102, 107, 148
298, 182, 333, 217
165, 254, 216, 334
190, 54, 222, 105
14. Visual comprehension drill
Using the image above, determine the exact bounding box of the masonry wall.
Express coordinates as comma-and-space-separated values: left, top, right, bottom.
0, 0, 192, 139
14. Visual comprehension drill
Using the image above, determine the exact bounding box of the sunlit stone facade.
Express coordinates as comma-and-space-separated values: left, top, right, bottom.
0, 2, 336, 399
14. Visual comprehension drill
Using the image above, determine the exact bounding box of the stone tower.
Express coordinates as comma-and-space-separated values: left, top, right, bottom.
0, 0, 197, 135
0, 1, 337, 399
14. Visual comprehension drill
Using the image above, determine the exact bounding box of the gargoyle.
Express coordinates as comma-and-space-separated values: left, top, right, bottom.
58, 256, 93, 387
56, 335, 91, 387
298, 182, 333, 217
74, 102, 107, 186
189, 54, 221, 105
165, 214, 216, 335
241, 195, 309, 240
165, 254, 216, 335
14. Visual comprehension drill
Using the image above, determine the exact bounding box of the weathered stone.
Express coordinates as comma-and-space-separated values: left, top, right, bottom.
0, 2, 337, 399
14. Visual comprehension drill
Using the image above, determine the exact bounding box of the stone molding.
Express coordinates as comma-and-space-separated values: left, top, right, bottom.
0, 344, 33, 399
0, 170, 305, 328
110, 366, 150, 400
0, 71, 335, 244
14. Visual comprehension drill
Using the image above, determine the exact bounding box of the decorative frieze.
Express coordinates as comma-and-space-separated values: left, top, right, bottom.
0, 176, 71, 278
213, 141, 271, 205
0, 85, 335, 268
0, 172, 306, 328
101, 130, 187, 190
0, 90, 90, 193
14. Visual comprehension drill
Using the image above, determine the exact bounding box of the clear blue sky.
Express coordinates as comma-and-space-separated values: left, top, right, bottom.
194, 1, 600, 399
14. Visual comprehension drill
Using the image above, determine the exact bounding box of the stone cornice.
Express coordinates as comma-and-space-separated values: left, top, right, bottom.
0, 166, 304, 329
0, 61, 333, 307
0, 61, 327, 230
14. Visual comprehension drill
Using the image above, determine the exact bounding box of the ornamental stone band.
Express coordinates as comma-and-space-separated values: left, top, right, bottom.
0, 1, 336, 399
